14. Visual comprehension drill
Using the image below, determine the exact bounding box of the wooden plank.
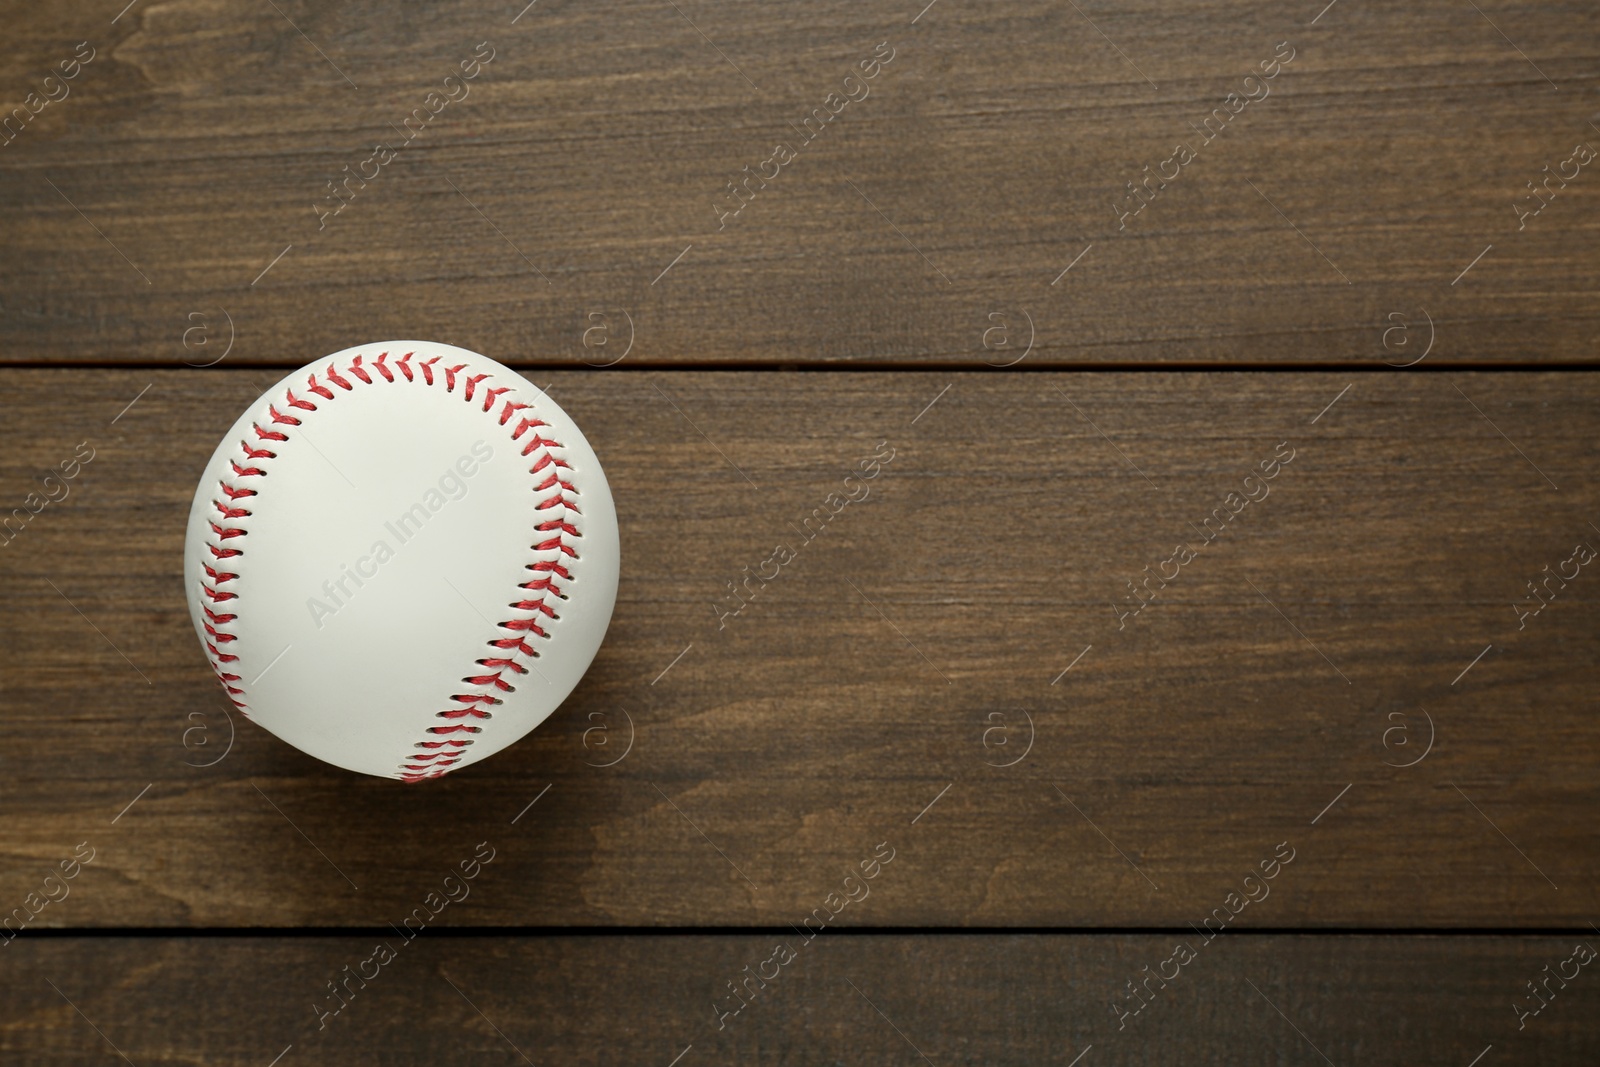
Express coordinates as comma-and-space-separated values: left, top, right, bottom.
0, 2, 1597, 365
0, 368, 1597, 927
3, 934, 1597, 1063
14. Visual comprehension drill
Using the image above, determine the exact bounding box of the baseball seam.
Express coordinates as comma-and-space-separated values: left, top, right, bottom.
198, 350, 581, 781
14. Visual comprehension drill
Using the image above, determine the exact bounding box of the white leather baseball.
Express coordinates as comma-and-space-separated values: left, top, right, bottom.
183, 341, 619, 780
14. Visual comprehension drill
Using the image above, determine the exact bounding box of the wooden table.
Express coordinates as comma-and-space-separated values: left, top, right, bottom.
2, 1, 1596, 1062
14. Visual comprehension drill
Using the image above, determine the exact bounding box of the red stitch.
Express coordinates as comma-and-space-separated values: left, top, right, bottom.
511, 599, 559, 618
437, 707, 493, 719
478, 657, 528, 674
480, 384, 509, 412
324, 363, 354, 391
498, 400, 528, 425
229, 460, 266, 478
502, 618, 549, 637
220, 482, 257, 500
285, 389, 317, 412
209, 521, 247, 540
240, 442, 277, 461
534, 473, 578, 495
201, 585, 238, 602
426, 724, 482, 735
396, 352, 415, 381
416, 739, 472, 748
253, 423, 288, 443
529, 453, 573, 473
522, 436, 563, 458
206, 641, 238, 663
535, 493, 578, 512
207, 545, 243, 560
268, 406, 300, 428
371, 353, 394, 382
418, 357, 440, 385
214, 500, 251, 520
306, 374, 335, 400
490, 637, 540, 657
536, 519, 580, 536
529, 559, 572, 578
461, 372, 489, 401
512, 417, 549, 438
444, 363, 466, 392
348, 356, 373, 385
533, 537, 578, 558
520, 577, 562, 595
464, 672, 515, 691
203, 564, 238, 583
203, 606, 237, 624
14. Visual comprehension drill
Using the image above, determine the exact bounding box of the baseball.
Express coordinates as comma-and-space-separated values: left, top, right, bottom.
183, 341, 619, 780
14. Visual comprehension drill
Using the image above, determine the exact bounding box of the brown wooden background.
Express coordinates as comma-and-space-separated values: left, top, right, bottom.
1, 0, 1597, 1062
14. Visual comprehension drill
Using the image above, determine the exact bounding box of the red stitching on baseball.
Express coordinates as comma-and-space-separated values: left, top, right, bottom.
198, 350, 581, 783
480, 385, 509, 412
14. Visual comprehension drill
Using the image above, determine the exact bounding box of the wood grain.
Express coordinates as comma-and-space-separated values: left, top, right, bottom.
0, 1, 1597, 365
3, 934, 1597, 1064
0, 367, 1595, 928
